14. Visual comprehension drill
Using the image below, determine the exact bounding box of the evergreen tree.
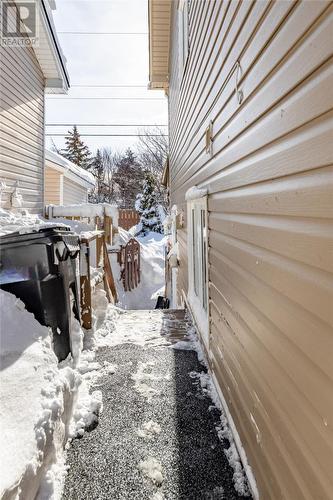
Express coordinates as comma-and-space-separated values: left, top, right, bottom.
89, 149, 104, 202
61, 125, 91, 169
113, 148, 145, 208
136, 172, 163, 234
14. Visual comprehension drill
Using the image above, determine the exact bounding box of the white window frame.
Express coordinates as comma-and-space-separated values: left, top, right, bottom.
187, 195, 209, 348
178, 0, 189, 77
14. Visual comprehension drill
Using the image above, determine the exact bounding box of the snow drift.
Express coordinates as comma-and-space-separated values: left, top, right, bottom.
111, 228, 167, 310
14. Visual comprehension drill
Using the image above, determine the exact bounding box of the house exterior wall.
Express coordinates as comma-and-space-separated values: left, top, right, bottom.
44, 166, 61, 205
63, 177, 88, 205
0, 44, 45, 213
168, 1, 333, 498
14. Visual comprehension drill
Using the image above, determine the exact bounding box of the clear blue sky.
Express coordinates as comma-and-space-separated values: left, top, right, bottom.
45, 0, 168, 155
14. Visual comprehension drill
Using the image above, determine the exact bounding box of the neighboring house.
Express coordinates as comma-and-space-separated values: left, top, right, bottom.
149, 1, 333, 499
45, 149, 95, 206
0, 0, 69, 213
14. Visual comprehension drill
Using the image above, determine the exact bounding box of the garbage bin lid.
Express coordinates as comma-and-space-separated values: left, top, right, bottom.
0, 225, 72, 245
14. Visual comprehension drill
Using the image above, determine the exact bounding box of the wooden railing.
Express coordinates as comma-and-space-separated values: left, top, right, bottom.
45, 204, 118, 245
117, 238, 141, 292
118, 209, 140, 230
80, 231, 117, 329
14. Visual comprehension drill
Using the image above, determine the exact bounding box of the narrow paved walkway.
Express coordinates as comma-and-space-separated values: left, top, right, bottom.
63, 310, 250, 500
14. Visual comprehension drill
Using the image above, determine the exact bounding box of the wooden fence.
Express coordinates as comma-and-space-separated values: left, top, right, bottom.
117, 238, 141, 292
118, 209, 140, 230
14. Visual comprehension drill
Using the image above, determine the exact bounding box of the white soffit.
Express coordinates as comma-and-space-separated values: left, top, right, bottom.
148, 0, 171, 90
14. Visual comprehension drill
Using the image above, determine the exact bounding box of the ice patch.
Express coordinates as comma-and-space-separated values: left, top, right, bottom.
138, 457, 163, 485
131, 361, 169, 402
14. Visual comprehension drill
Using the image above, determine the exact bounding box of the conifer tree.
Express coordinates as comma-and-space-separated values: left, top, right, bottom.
90, 149, 104, 202
136, 172, 163, 234
113, 148, 145, 208
61, 125, 91, 169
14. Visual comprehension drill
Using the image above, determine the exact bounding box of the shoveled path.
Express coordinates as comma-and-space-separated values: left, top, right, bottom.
63, 310, 251, 500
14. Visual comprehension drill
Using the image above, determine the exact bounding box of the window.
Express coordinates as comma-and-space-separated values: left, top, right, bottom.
178, 0, 189, 76
188, 195, 209, 346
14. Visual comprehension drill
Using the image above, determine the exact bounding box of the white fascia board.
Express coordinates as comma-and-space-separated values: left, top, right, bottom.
37, 0, 70, 93
46, 159, 95, 190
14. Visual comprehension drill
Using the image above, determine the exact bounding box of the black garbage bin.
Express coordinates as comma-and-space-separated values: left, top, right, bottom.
0, 226, 80, 361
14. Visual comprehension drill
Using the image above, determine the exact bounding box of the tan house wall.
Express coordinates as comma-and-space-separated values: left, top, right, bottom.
168, 1, 333, 498
0, 45, 45, 213
63, 177, 88, 205
44, 166, 61, 206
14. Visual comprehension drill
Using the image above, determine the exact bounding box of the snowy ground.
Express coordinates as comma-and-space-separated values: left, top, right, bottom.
110, 228, 167, 310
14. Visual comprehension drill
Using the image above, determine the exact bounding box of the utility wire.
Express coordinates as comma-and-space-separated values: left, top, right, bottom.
47, 97, 165, 101
70, 85, 147, 88
46, 124, 168, 127
58, 31, 148, 35
46, 134, 168, 137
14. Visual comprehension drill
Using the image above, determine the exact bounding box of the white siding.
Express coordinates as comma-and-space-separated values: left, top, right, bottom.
0, 44, 45, 213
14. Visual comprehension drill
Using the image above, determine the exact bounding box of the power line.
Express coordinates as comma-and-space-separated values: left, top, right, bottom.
46, 133, 168, 137
47, 97, 165, 101
71, 85, 147, 88
46, 124, 168, 127
58, 31, 148, 35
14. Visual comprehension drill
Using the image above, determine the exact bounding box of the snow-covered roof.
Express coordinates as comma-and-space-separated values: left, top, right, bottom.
45, 149, 96, 188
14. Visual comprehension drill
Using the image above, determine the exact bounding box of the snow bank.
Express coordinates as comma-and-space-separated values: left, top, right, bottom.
0, 290, 80, 499
0, 209, 111, 498
112, 228, 167, 310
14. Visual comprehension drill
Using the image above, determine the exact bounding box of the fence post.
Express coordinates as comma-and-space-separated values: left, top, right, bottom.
80, 241, 92, 330
104, 215, 112, 245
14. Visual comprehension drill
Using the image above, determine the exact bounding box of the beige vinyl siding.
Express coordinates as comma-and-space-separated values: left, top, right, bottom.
0, 44, 45, 213
63, 177, 88, 205
168, 1, 333, 499
44, 167, 61, 205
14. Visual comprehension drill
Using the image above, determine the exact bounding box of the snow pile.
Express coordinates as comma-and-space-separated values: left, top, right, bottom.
0, 286, 107, 498
112, 228, 167, 310
49, 203, 118, 227
70, 388, 103, 437
0, 290, 80, 499
0, 208, 67, 236
138, 457, 164, 486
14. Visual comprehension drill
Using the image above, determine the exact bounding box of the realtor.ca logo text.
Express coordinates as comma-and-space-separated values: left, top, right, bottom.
1, 1, 39, 47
